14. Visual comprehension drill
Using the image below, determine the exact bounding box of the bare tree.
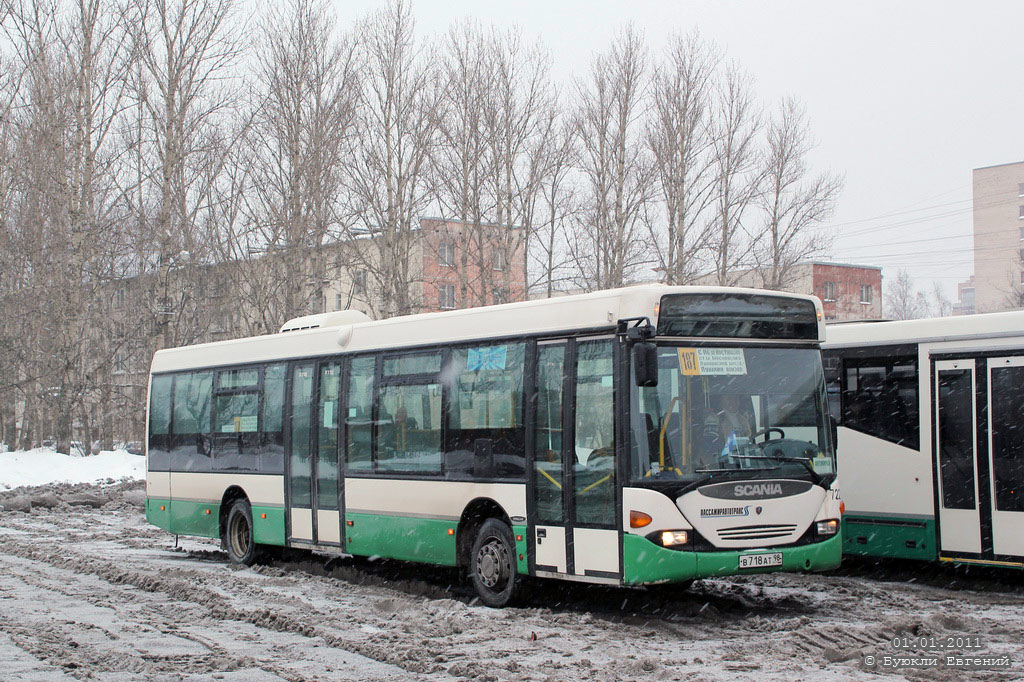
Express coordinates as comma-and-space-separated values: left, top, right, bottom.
344, 0, 436, 318
128, 0, 244, 348
431, 20, 493, 307
708, 64, 762, 285
646, 32, 719, 284
528, 119, 576, 297
570, 26, 653, 291
885, 269, 928, 320
754, 97, 841, 290
229, 0, 358, 334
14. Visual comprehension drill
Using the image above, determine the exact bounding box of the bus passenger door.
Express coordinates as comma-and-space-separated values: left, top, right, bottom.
933, 359, 981, 555
530, 338, 621, 581
987, 356, 1024, 559
286, 360, 341, 546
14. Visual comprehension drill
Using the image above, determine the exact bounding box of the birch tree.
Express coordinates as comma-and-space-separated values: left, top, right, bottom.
646, 32, 719, 284
570, 26, 653, 291
754, 97, 841, 290
345, 0, 436, 317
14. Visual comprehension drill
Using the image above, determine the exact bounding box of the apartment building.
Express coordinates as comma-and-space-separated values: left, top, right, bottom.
971, 161, 1024, 312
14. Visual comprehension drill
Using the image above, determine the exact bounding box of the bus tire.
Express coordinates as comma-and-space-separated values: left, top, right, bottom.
470, 518, 519, 608
224, 499, 259, 566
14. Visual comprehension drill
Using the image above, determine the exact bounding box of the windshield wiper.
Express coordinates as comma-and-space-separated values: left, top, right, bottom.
694, 465, 781, 475
726, 453, 823, 485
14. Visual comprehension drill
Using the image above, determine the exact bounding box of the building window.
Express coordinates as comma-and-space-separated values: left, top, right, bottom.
335, 293, 343, 310
113, 287, 126, 309
353, 269, 367, 295
1019, 182, 1024, 196
439, 284, 456, 309
492, 286, 510, 305
1020, 272, 1024, 285
113, 351, 128, 375
1019, 205, 1024, 219
493, 251, 506, 271
822, 281, 836, 302
860, 284, 872, 304
439, 241, 455, 267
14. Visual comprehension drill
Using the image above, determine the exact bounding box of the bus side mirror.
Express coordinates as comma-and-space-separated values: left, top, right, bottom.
633, 342, 658, 387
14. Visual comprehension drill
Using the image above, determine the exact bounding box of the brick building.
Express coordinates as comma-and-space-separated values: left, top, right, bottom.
695, 261, 883, 321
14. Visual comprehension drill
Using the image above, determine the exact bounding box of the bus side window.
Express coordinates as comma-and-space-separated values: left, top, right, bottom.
148, 375, 173, 471
171, 371, 213, 471
346, 356, 375, 471
445, 342, 526, 480
261, 363, 286, 473
573, 339, 615, 527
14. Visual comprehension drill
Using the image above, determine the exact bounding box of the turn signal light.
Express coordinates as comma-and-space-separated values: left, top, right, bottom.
204, 509, 211, 515
447, 528, 455, 536
630, 510, 653, 528
261, 513, 267, 519
816, 519, 839, 536
839, 500, 846, 515
159, 505, 165, 511
660, 530, 689, 547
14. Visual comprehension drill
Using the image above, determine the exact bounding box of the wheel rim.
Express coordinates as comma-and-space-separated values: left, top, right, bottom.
229, 512, 250, 559
476, 536, 511, 591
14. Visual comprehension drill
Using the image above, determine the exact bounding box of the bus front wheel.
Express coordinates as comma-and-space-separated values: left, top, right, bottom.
470, 519, 519, 608
225, 499, 259, 566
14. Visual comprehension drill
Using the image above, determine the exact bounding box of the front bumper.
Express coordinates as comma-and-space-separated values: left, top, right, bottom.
623, 532, 842, 585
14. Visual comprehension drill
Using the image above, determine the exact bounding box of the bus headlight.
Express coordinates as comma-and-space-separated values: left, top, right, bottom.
659, 530, 690, 547
816, 519, 839, 536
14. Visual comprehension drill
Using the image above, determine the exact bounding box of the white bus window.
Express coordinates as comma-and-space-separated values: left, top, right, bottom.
574, 339, 615, 527
346, 356, 375, 471
992, 366, 1024, 512
377, 383, 442, 473
171, 371, 213, 471
261, 363, 286, 472
446, 343, 526, 479
148, 375, 173, 470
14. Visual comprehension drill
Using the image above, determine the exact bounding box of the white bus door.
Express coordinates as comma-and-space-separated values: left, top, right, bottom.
934, 359, 982, 555
987, 356, 1024, 559
286, 360, 342, 546
531, 338, 621, 582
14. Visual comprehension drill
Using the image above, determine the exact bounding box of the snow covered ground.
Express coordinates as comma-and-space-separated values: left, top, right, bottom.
1, 481, 1023, 680
0, 448, 144, 490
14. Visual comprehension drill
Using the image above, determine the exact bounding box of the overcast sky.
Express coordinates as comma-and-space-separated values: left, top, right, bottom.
333, 0, 1021, 300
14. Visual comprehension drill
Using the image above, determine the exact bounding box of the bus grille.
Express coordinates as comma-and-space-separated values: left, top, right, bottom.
717, 524, 799, 541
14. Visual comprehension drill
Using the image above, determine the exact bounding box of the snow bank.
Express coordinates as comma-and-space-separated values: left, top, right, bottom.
0, 448, 144, 491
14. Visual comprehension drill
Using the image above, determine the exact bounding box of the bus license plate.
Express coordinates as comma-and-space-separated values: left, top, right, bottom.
738, 552, 783, 569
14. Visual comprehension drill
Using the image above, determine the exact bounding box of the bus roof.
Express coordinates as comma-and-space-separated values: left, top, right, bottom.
151, 284, 823, 374
824, 310, 1024, 349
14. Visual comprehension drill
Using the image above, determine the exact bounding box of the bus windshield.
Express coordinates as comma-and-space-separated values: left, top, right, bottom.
630, 344, 835, 485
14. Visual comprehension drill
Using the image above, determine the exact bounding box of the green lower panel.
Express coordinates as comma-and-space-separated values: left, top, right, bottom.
252, 506, 286, 546
623, 534, 698, 584
623, 533, 842, 585
168, 500, 221, 538
146, 498, 172, 532
843, 515, 937, 561
346, 512, 457, 566
513, 524, 528, 575
695, 533, 842, 576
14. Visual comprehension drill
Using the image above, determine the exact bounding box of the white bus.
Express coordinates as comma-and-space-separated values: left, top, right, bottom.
824, 310, 1024, 568
145, 285, 842, 606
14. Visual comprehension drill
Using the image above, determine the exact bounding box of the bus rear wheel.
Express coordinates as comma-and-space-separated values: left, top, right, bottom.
225, 499, 259, 566
470, 519, 519, 608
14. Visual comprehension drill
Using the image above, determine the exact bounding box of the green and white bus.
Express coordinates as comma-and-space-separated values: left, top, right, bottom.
145, 285, 842, 606
824, 310, 1024, 568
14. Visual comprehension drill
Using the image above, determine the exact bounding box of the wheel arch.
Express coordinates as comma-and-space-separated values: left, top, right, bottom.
456, 497, 512, 569
219, 485, 250, 542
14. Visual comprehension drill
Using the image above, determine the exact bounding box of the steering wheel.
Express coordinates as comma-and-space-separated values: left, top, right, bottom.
752, 426, 786, 442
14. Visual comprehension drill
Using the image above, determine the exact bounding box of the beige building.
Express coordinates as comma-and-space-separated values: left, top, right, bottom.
971, 161, 1024, 312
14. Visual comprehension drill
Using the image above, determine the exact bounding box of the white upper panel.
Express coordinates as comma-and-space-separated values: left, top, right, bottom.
824, 310, 1024, 349
151, 284, 824, 374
